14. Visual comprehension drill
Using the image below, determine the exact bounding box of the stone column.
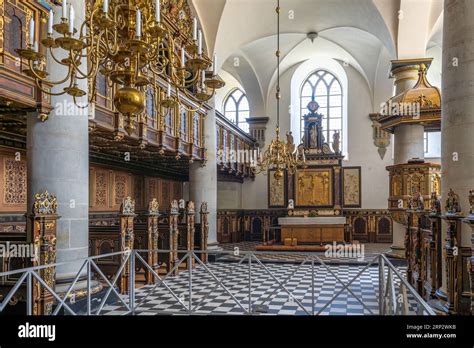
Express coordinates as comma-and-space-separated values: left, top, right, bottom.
441, 0, 474, 301
27, 0, 89, 290
189, 100, 218, 247
389, 64, 425, 258
394, 124, 425, 164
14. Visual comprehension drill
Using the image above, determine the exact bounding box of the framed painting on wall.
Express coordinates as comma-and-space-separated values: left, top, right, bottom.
342, 167, 362, 208
268, 170, 287, 208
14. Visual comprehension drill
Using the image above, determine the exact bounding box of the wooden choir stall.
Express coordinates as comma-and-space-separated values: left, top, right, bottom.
89, 198, 210, 286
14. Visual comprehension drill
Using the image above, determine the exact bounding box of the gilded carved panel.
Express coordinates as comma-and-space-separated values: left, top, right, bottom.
114, 174, 128, 205
95, 171, 108, 207
392, 174, 402, 196
431, 173, 441, 195
295, 169, 332, 207
406, 173, 425, 195
3, 158, 26, 205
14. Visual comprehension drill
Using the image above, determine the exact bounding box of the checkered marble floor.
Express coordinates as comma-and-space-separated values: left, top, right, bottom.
100, 260, 419, 316
217, 242, 392, 264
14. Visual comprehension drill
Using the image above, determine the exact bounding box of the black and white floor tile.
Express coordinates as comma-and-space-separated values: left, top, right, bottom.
100, 260, 417, 316
217, 242, 392, 264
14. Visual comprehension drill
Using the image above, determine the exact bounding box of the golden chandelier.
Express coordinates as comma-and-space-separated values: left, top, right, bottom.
254, 0, 305, 181
17, 0, 225, 134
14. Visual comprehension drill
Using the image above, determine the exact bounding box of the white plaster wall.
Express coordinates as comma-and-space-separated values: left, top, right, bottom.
217, 181, 242, 209
343, 66, 393, 208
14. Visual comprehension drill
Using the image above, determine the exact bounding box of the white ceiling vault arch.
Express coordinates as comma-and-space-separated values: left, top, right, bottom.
191, 0, 445, 116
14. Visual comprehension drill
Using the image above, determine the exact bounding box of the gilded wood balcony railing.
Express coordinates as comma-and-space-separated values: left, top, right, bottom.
216, 110, 257, 181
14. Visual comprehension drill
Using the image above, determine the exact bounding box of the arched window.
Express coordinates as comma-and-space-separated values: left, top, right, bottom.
300, 70, 343, 151
224, 89, 250, 133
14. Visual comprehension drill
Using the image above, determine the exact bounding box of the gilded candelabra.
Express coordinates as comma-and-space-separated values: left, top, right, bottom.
17, 0, 224, 134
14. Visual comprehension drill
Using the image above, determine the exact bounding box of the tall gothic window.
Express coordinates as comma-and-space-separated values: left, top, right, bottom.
300, 70, 343, 150
224, 89, 250, 133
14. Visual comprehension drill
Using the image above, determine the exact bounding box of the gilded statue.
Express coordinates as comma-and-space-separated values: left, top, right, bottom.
332, 130, 340, 154
409, 191, 424, 211
170, 200, 179, 214
187, 201, 195, 214
121, 196, 135, 215
429, 192, 441, 215
445, 188, 461, 215
148, 198, 160, 215
286, 131, 295, 153
309, 124, 317, 148
200, 201, 208, 214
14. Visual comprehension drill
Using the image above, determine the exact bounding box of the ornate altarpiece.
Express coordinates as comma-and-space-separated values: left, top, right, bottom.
269, 100, 349, 216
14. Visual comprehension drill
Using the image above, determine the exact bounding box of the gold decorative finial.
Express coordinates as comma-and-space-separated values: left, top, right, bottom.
121, 196, 136, 215
148, 198, 160, 215
445, 188, 461, 215
33, 190, 58, 215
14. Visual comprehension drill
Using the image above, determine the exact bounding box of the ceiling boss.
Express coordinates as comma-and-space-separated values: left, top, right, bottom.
16, 0, 225, 134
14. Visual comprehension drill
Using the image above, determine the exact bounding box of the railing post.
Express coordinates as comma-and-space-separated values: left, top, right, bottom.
129, 251, 135, 315
146, 199, 160, 285
398, 283, 409, 315
87, 260, 91, 315
26, 271, 32, 315
30, 190, 58, 315
120, 196, 136, 294
169, 200, 180, 276
200, 202, 209, 263
379, 255, 385, 315
186, 202, 196, 267
311, 257, 315, 316
248, 253, 252, 314
188, 251, 193, 314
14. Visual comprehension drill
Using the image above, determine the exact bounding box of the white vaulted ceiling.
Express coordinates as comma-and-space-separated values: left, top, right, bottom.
192, 0, 445, 115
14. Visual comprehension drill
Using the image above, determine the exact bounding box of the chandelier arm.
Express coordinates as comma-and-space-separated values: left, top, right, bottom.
48, 47, 73, 67
69, 49, 98, 80
176, 92, 202, 113
33, 77, 68, 97
182, 71, 201, 86
73, 95, 90, 109
107, 5, 123, 57
78, 13, 89, 41
100, 30, 117, 59
149, 63, 167, 76
27, 59, 73, 86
